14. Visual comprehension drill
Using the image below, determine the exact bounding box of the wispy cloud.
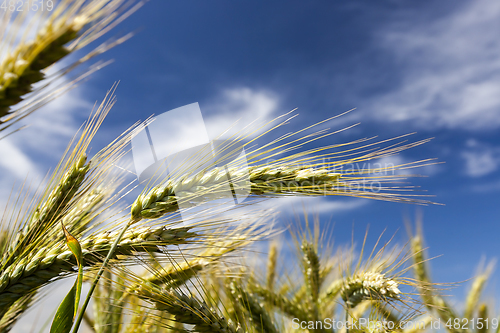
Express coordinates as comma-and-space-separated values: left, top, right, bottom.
461, 139, 500, 177
254, 196, 368, 216
371, 0, 500, 130
471, 178, 500, 192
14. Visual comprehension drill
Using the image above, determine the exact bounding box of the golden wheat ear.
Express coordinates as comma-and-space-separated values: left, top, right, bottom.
131, 113, 440, 223
0, 0, 142, 132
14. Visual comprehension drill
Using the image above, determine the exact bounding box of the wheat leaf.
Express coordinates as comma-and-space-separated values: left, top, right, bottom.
49, 223, 84, 333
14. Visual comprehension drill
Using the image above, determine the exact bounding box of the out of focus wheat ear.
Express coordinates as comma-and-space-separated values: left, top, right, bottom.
0, 0, 143, 133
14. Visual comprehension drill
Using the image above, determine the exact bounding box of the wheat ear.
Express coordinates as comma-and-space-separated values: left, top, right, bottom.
61, 188, 106, 237
464, 267, 492, 320
0, 226, 195, 315
4, 154, 89, 265
141, 287, 243, 333
129, 243, 240, 299
410, 234, 463, 333
229, 281, 278, 333
302, 242, 321, 303
0, 294, 34, 333
301, 241, 324, 330
0, 0, 140, 120
265, 243, 278, 292
131, 166, 341, 221
340, 272, 401, 308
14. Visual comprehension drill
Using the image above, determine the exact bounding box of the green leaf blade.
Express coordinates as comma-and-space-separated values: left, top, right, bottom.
49, 223, 84, 333
50, 283, 77, 333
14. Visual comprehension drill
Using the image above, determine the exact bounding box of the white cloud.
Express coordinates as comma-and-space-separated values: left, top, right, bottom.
253, 196, 368, 216
203, 87, 280, 140
461, 139, 500, 177
372, 0, 500, 130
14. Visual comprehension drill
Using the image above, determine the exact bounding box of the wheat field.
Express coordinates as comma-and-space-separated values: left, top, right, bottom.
0, 1, 497, 333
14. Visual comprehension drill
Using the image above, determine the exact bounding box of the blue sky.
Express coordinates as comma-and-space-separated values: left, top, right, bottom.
2, 0, 500, 324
